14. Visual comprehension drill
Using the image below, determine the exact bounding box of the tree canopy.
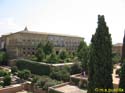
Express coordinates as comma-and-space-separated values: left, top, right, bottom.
88, 15, 113, 93
77, 40, 88, 72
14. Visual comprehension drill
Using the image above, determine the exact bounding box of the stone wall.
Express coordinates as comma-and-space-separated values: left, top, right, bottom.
0, 82, 31, 93
0, 81, 48, 93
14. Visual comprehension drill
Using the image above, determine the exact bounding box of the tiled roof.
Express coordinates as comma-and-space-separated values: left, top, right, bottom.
113, 43, 122, 46
18, 30, 83, 38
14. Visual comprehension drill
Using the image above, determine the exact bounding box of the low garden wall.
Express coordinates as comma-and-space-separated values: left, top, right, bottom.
0, 82, 31, 93
32, 87, 46, 93
70, 73, 88, 88
48, 82, 70, 93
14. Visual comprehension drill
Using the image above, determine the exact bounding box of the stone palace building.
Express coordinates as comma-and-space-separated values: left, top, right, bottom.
0, 27, 84, 59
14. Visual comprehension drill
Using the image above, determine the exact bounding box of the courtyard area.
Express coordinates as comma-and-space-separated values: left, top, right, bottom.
53, 84, 87, 93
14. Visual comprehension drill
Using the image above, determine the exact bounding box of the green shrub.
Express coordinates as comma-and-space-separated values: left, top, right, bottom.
0, 70, 8, 77
59, 50, 68, 60
31, 76, 38, 84
0, 81, 3, 87
17, 69, 31, 80
16, 59, 51, 75
0, 51, 8, 65
3, 75, 11, 86
65, 58, 72, 62
37, 77, 50, 88
70, 62, 82, 74
11, 66, 18, 74
42, 80, 59, 90
34, 75, 62, 91
50, 67, 70, 81
30, 55, 37, 61
47, 53, 58, 64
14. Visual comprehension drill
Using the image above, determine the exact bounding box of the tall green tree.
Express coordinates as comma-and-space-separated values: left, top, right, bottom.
77, 40, 88, 72
88, 15, 113, 93
77, 41, 85, 53
44, 41, 53, 55
47, 53, 58, 64
118, 63, 125, 92
35, 43, 45, 62
121, 32, 125, 63
36, 48, 45, 62
59, 50, 68, 60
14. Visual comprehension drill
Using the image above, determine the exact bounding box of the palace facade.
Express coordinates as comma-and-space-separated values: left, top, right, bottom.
0, 27, 83, 59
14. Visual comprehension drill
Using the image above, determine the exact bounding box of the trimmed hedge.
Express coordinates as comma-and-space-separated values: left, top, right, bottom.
16, 59, 51, 75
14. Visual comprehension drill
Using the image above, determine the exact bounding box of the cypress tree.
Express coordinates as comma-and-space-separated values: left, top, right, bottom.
118, 63, 125, 92
121, 32, 125, 63
77, 40, 88, 72
88, 15, 113, 93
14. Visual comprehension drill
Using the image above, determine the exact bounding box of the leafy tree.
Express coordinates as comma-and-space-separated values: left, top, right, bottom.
44, 41, 53, 55
69, 52, 74, 59
112, 53, 120, 64
77, 41, 85, 53
36, 48, 45, 62
47, 53, 58, 64
35, 43, 45, 62
118, 63, 125, 92
3, 75, 11, 86
59, 50, 68, 60
77, 40, 88, 72
36, 42, 44, 49
88, 15, 113, 93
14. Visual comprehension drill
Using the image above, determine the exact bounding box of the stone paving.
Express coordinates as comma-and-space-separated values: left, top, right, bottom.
55, 85, 87, 93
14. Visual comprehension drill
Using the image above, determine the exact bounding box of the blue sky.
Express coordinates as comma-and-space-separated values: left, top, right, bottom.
0, 0, 125, 44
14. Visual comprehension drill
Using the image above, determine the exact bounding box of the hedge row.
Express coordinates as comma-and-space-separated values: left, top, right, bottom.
16, 59, 51, 75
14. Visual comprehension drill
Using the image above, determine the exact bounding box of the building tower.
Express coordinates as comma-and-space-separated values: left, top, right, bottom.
24, 26, 28, 31
121, 30, 125, 63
